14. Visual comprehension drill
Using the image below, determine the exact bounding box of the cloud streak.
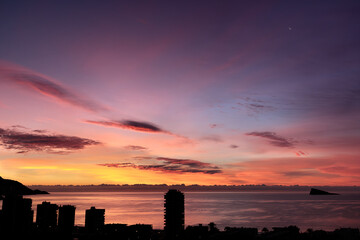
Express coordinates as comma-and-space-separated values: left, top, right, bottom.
201, 135, 223, 142
237, 97, 276, 116
123, 145, 148, 151
85, 119, 165, 133
245, 131, 297, 148
0, 62, 108, 112
84, 119, 188, 140
99, 156, 222, 174
0, 127, 100, 153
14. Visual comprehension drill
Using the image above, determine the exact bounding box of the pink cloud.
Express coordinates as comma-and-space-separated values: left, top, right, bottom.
84, 119, 191, 142
0, 61, 109, 112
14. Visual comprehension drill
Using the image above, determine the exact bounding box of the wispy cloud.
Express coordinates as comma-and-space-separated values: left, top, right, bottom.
99, 156, 222, 174
123, 145, 148, 151
11, 125, 27, 129
236, 88, 360, 118
0, 127, 100, 154
295, 151, 307, 157
245, 131, 297, 148
281, 169, 336, 178
201, 135, 223, 142
319, 165, 360, 177
85, 120, 164, 133
237, 97, 276, 116
155, 157, 216, 168
84, 119, 189, 141
0, 62, 108, 112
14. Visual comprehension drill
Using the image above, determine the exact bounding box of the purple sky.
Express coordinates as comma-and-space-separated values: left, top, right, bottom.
0, 0, 359, 185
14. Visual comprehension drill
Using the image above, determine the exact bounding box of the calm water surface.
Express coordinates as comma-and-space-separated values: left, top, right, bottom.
4, 191, 360, 230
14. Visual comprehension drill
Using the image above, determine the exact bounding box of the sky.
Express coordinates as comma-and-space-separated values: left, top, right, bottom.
0, 0, 359, 186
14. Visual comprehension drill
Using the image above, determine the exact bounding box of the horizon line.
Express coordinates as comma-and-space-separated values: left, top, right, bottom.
27, 184, 360, 187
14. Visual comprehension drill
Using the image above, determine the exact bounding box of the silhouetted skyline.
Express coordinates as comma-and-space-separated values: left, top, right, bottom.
0, 190, 359, 240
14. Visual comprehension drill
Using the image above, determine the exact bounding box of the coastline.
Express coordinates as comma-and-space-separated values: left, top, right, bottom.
27, 184, 360, 193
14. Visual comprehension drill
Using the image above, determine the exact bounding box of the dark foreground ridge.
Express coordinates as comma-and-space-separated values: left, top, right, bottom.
2, 224, 359, 240
309, 188, 339, 195
0, 189, 359, 240
0, 176, 48, 198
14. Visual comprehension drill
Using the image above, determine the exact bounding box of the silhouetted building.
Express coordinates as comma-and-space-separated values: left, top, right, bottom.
0, 210, 3, 229
209, 222, 219, 233
129, 224, 153, 240
36, 201, 58, 231
224, 227, 258, 240
269, 226, 299, 239
58, 205, 76, 234
164, 189, 184, 239
0, 195, 33, 235
85, 206, 105, 232
185, 224, 209, 240
104, 223, 128, 234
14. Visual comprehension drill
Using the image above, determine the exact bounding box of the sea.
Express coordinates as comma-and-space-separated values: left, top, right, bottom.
3, 191, 360, 231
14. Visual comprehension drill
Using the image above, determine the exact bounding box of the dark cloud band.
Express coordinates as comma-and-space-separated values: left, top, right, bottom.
245, 131, 296, 148
0, 127, 100, 153
83, 119, 191, 142
99, 156, 222, 174
85, 120, 165, 133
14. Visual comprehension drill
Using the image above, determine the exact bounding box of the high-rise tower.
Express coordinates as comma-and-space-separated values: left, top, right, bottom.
164, 189, 184, 239
0, 195, 33, 235
58, 205, 76, 235
85, 206, 105, 233
36, 201, 58, 231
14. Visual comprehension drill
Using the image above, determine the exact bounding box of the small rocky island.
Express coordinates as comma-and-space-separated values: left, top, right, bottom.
0, 176, 48, 198
310, 188, 339, 195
